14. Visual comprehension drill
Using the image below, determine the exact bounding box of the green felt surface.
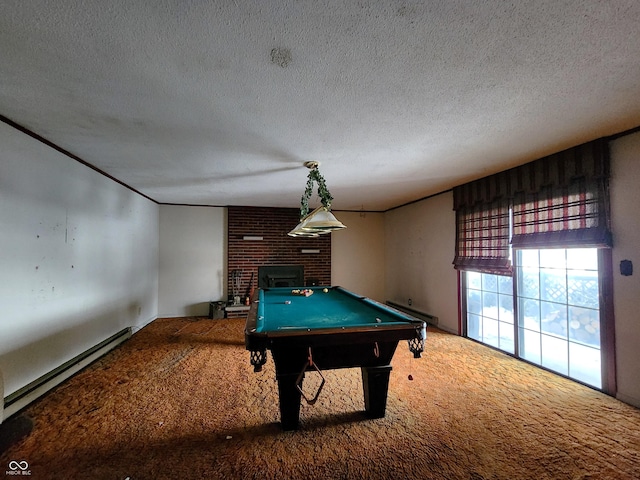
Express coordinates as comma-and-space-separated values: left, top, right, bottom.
255, 286, 416, 332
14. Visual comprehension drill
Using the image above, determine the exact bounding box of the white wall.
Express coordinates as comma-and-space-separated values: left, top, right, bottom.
158, 205, 226, 317
610, 131, 640, 407
384, 193, 458, 333
0, 121, 159, 399
331, 211, 385, 301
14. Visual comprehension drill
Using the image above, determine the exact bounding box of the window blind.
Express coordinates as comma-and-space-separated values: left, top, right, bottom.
511, 139, 611, 248
453, 138, 612, 273
453, 199, 511, 275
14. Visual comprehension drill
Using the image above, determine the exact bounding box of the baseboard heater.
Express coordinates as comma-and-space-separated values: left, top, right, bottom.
3, 327, 131, 420
386, 301, 438, 327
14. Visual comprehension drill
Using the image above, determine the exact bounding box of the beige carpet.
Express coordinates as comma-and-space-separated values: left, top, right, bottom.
2, 317, 640, 479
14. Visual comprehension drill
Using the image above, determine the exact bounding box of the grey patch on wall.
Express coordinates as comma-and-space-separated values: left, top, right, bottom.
270, 47, 292, 68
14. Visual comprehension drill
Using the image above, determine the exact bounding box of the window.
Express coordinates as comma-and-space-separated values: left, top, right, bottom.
454, 138, 614, 392
517, 248, 602, 387
464, 248, 602, 389
466, 271, 514, 353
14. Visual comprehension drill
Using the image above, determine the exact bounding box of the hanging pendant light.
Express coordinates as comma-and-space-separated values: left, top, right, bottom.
288, 162, 346, 237
300, 206, 346, 232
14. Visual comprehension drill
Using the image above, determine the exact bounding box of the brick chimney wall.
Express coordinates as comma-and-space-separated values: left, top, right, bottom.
227, 206, 331, 303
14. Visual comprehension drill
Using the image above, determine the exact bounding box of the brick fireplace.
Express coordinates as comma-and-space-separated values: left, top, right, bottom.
226, 206, 331, 317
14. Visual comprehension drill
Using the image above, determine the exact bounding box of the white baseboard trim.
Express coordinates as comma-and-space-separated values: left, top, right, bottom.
2, 328, 131, 422
386, 301, 439, 327
616, 392, 640, 409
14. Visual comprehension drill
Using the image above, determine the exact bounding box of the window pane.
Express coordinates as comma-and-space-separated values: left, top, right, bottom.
498, 275, 513, 294
569, 342, 602, 389
540, 301, 567, 339
567, 248, 598, 270
499, 321, 514, 353
540, 268, 566, 304
519, 249, 539, 268
541, 334, 568, 375
468, 313, 482, 341
499, 294, 514, 323
567, 270, 599, 308
467, 289, 482, 315
519, 328, 541, 364
540, 249, 566, 269
482, 292, 498, 319
483, 317, 500, 348
467, 271, 482, 290
568, 306, 600, 347
519, 268, 540, 299
482, 273, 498, 292
519, 298, 540, 332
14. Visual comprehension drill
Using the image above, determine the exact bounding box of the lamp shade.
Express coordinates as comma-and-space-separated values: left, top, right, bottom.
287, 229, 321, 237
287, 206, 345, 236
301, 207, 346, 232
287, 214, 323, 237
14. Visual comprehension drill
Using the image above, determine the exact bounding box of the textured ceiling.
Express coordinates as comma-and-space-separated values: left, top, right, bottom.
2, 1, 640, 211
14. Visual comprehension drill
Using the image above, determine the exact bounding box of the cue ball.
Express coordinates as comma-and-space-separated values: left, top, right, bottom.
285, 300, 291, 304
323, 288, 328, 293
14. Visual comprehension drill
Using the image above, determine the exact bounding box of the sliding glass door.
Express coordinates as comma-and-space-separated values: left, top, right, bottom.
464, 247, 602, 389
515, 248, 601, 388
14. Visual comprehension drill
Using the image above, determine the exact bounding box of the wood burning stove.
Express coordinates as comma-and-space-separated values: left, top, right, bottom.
258, 265, 304, 288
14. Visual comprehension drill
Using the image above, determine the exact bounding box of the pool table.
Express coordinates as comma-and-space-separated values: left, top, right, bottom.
244, 286, 427, 430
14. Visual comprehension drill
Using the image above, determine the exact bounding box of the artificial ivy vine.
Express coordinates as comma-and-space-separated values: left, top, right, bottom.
300, 167, 333, 219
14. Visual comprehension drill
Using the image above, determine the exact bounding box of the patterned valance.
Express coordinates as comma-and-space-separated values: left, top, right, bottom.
454, 139, 609, 209
453, 138, 611, 274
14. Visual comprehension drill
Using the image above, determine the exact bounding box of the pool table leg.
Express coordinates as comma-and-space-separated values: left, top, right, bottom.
276, 372, 303, 430
361, 365, 392, 418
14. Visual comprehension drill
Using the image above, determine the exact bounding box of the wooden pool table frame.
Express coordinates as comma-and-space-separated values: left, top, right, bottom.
245, 286, 426, 430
